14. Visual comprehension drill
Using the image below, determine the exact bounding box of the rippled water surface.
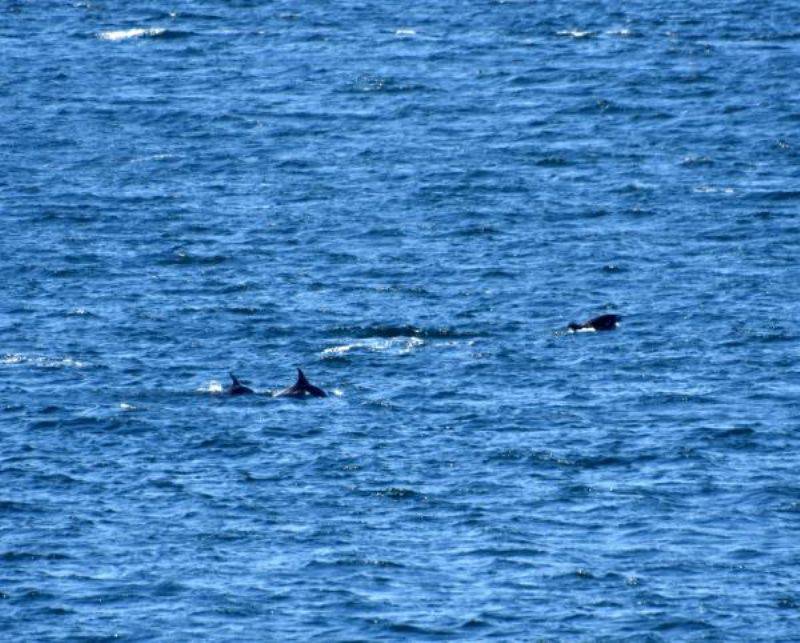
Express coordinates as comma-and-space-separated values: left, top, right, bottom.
3, 1, 800, 639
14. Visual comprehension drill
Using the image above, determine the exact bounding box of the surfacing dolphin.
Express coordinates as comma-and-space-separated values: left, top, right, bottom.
227, 373, 254, 396
568, 314, 621, 332
274, 368, 327, 398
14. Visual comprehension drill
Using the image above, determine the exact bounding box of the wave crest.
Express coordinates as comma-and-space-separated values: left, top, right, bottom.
98, 27, 167, 42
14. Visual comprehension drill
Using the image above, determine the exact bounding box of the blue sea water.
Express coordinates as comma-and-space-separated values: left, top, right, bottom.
2, 0, 800, 639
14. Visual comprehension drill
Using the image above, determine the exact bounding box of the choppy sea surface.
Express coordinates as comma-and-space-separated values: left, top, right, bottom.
3, 1, 800, 639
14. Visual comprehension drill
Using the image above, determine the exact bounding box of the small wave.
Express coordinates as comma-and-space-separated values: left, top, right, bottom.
322, 336, 423, 358
197, 380, 223, 394
680, 155, 714, 167
305, 556, 404, 570
454, 224, 500, 237
466, 546, 545, 559
557, 30, 596, 39
655, 619, 715, 633
607, 28, 637, 37
98, 27, 166, 42
749, 189, 800, 202
375, 487, 423, 500
536, 156, 569, 167
388, 623, 451, 636
153, 580, 186, 597
196, 436, 260, 453
395, 28, 416, 36
1, 551, 71, 562
159, 250, 229, 266
694, 185, 734, 194
351, 74, 386, 92
1, 354, 86, 368
328, 324, 470, 339
0, 500, 30, 514
715, 427, 756, 439
343, 75, 430, 95
67, 307, 95, 317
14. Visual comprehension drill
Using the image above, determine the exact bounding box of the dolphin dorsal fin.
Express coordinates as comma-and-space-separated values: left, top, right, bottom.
230, 373, 240, 385
296, 368, 309, 386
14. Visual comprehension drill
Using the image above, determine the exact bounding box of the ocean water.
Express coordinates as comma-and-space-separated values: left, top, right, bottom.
2, 0, 800, 639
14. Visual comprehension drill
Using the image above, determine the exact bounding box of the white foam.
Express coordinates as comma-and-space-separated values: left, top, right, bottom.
98, 27, 166, 42
198, 380, 224, 393
322, 336, 424, 357
395, 28, 416, 36
322, 344, 354, 356
557, 30, 595, 39
694, 185, 735, 194
128, 154, 178, 165
119, 402, 136, 411
399, 337, 424, 354
58, 357, 86, 368
2, 354, 86, 368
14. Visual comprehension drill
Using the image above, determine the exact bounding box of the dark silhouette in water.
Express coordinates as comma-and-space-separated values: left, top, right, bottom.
275, 368, 327, 398
227, 373, 254, 396
568, 314, 621, 332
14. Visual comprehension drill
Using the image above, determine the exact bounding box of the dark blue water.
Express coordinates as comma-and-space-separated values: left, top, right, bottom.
3, 1, 800, 639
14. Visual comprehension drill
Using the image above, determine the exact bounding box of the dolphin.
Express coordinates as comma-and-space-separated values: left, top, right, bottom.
227, 373, 254, 396
568, 313, 621, 332
274, 368, 327, 398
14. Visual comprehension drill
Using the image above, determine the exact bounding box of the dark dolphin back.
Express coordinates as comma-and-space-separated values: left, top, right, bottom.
568, 313, 621, 332
304, 382, 327, 398
590, 314, 620, 330
295, 368, 327, 397
228, 373, 254, 395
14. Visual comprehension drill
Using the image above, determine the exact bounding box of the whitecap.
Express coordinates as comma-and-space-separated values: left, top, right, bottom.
322, 336, 424, 357
322, 344, 352, 357
119, 403, 136, 411
694, 185, 735, 194
557, 30, 595, 39
400, 337, 425, 354
198, 380, 224, 394
2, 354, 86, 368
395, 28, 416, 36
98, 27, 166, 42
128, 154, 178, 165
56, 357, 86, 368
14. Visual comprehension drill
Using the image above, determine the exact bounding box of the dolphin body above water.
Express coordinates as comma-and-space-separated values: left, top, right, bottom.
227, 373, 254, 395
274, 368, 327, 398
568, 314, 621, 332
